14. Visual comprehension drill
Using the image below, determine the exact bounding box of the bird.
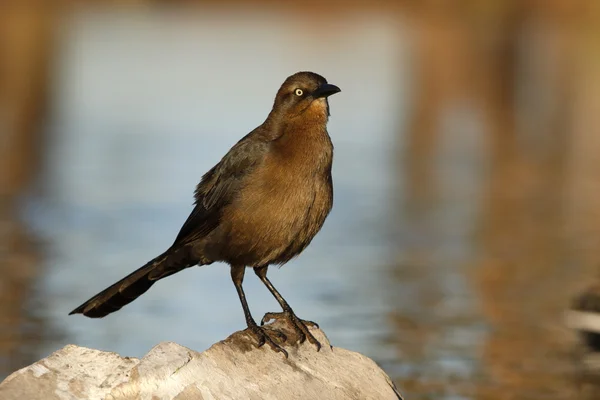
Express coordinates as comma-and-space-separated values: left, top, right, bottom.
70, 71, 341, 357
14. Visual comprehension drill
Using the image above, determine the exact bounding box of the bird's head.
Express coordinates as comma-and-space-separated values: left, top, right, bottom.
269, 72, 341, 122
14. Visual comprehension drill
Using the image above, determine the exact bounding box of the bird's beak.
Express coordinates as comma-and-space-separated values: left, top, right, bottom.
312, 83, 341, 99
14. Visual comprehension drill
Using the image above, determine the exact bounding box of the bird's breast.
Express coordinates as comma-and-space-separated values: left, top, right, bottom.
220, 134, 333, 266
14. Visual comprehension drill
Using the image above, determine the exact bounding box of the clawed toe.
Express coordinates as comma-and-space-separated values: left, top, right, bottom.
273, 329, 288, 342
246, 324, 288, 358
261, 311, 321, 351
302, 319, 319, 329
261, 312, 318, 330
288, 314, 321, 351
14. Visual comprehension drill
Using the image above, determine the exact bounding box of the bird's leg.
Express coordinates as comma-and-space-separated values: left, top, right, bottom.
254, 265, 321, 351
230, 265, 288, 357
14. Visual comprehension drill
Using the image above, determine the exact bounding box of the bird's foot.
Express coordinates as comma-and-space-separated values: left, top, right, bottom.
261, 311, 321, 351
261, 312, 319, 328
245, 323, 288, 358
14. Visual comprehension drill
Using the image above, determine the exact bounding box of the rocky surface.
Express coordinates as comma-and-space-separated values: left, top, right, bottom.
0, 318, 403, 400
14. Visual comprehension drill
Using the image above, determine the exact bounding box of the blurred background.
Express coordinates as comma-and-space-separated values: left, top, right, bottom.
2, 1, 600, 399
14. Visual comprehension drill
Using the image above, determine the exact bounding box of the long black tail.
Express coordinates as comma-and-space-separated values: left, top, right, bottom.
69, 246, 199, 318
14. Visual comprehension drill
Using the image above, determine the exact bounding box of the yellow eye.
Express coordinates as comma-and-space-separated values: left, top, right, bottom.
295, 89, 303, 96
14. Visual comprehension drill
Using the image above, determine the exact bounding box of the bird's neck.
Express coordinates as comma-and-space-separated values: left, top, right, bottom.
269, 118, 333, 174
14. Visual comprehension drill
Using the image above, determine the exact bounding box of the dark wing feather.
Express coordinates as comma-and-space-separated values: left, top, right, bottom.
172, 133, 269, 245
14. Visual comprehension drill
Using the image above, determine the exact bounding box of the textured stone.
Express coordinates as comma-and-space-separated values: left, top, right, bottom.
0, 318, 403, 400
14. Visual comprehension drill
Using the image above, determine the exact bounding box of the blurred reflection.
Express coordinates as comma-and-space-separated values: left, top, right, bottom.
0, 8, 57, 379
391, 2, 600, 399
0, 208, 50, 379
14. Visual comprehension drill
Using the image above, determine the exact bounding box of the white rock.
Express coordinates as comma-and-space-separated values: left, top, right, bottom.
0, 318, 403, 400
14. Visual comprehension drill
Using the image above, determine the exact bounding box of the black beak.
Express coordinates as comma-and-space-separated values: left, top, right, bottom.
312, 83, 341, 99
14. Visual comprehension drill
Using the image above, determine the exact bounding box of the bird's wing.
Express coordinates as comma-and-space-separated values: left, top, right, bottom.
172, 134, 269, 246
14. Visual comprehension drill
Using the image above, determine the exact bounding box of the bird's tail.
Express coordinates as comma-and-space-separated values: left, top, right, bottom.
69, 245, 199, 318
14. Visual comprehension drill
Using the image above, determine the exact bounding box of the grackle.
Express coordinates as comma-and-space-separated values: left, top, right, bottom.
70, 71, 341, 357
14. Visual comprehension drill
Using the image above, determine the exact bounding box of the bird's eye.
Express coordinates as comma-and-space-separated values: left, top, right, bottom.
294, 89, 303, 96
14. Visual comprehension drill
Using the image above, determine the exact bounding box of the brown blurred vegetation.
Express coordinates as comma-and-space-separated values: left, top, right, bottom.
0, 5, 55, 379
398, 1, 600, 399
2, 1, 600, 398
